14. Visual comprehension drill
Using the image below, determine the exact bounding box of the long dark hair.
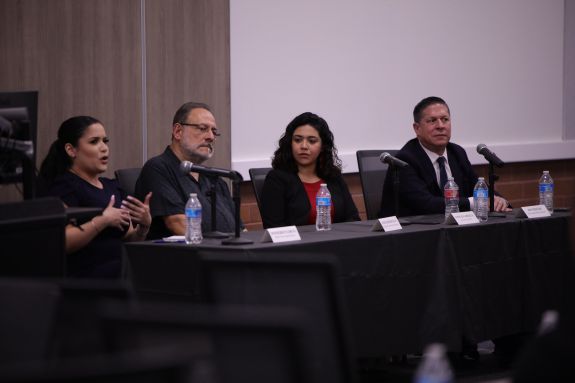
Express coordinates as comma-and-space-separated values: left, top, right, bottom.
271, 112, 342, 180
38, 116, 101, 187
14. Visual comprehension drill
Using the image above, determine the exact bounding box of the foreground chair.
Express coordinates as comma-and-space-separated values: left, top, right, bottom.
199, 252, 358, 383
0, 348, 197, 383
0, 198, 66, 277
101, 301, 314, 383
0, 280, 60, 364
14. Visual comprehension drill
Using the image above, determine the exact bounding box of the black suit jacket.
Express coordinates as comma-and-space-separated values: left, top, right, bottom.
261, 169, 360, 229
380, 138, 478, 217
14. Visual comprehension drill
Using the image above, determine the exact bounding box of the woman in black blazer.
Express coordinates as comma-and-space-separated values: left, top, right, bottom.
261, 112, 360, 229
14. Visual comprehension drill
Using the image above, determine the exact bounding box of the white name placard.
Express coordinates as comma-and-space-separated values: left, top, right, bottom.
261, 226, 301, 243
515, 205, 552, 219
162, 235, 186, 242
371, 216, 403, 232
445, 211, 480, 225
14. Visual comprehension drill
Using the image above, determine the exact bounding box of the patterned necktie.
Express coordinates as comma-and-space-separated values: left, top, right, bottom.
437, 156, 448, 189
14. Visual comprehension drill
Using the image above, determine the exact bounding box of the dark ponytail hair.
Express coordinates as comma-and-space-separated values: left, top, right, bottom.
38, 116, 101, 188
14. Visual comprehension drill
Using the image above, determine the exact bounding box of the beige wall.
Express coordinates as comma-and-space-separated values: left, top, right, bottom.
0, 0, 230, 202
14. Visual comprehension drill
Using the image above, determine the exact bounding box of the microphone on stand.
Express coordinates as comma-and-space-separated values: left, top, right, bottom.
179, 161, 243, 181
179, 161, 251, 245
476, 144, 504, 167
379, 152, 409, 223
476, 144, 506, 216
379, 152, 409, 168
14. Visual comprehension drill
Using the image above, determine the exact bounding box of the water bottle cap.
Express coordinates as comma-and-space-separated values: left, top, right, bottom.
478, 177, 484, 181
320, 183, 327, 187
543, 170, 549, 174
423, 343, 447, 357
190, 193, 197, 197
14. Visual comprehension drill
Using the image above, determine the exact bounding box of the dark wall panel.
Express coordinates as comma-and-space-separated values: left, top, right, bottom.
0, 0, 143, 201
145, 0, 231, 167
0, 0, 232, 202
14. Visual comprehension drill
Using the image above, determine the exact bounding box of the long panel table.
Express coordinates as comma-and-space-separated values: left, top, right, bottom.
125, 212, 572, 357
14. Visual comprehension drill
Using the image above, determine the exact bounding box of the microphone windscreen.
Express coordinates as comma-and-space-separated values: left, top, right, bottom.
179, 161, 192, 174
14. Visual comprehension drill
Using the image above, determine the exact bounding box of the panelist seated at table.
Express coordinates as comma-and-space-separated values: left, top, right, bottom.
38, 116, 152, 278
135, 102, 239, 239
379, 96, 511, 218
260, 112, 360, 229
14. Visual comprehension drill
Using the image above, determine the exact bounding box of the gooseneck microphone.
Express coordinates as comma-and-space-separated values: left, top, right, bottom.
379, 152, 408, 168
476, 144, 504, 167
179, 161, 243, 181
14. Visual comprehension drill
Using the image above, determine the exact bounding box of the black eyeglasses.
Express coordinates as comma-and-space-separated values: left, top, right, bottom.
179, 123, 221, 137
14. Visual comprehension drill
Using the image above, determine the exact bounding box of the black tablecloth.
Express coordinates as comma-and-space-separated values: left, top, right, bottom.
125, 212, 573, 356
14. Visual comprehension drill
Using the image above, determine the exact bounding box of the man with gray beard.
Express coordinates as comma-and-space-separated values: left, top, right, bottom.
136, 102, 237, 239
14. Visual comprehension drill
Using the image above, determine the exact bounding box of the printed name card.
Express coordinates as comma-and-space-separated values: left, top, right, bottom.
445, 211, 480, 225
371, 216, 403, 232
515, 205, 552, 219
261, 226, 301, 243
162, 235, 186, 242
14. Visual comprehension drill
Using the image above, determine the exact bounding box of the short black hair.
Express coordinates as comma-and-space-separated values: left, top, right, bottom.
413, 96, 450, 122
172, 102, 211, 125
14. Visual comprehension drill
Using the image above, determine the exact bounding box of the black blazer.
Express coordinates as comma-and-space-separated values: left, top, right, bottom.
380, 139, 478, 217
261, 169, 360, 229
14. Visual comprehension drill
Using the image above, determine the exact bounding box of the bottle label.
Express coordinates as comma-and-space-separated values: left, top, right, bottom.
444, 189, 459, 199
473, 188, 488, 198
539, 184, 554, 193
316, 196, 331, 207
185, 207, 202, 218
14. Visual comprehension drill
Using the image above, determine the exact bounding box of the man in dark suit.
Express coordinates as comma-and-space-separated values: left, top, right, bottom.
380, 96, 515, 364
380, 96, 510, 217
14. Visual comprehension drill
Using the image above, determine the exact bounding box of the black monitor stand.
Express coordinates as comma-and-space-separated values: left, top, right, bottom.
222, 173, 253, 245
392, 166, 401, 218
488, 163, 506, 217
203, 176, 232, 239
390, 165, 411, 225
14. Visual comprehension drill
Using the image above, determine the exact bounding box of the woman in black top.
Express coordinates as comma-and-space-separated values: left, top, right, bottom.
39, 116, 152, 278
261, 112, 359, 228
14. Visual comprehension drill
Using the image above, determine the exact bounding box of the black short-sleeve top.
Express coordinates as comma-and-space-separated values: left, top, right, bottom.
47, 172, 127, 278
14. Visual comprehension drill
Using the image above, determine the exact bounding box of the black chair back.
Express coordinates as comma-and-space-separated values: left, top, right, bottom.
101, 301, 314, 383
248, 167, 271, 214
199, 252, 357, 383
0, 198, 66, 277
0, 348, 197, 383
114, 167, 141, 197
48, 279, 134, 358
0, 280, 60, 364
356, 150, 398, 220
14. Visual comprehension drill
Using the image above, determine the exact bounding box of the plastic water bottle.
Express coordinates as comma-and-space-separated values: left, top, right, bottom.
444, 177, 459, 219
315, 183, 332, 231
539, 170, 554, 213
413, 343, 454, 383
185, 193, 202, 244
473, 177, 489, 222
